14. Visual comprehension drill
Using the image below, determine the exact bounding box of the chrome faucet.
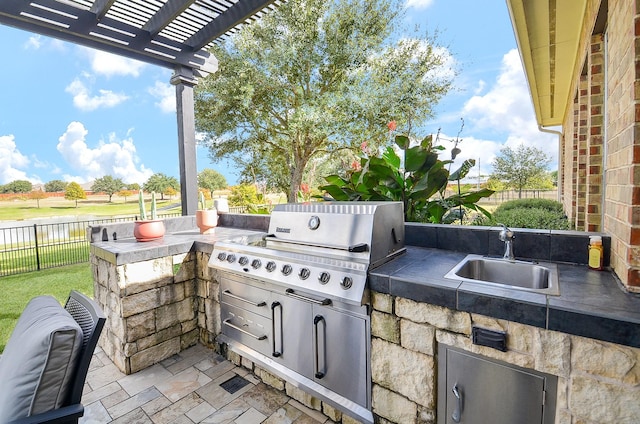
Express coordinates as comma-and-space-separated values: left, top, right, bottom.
498, 223, 515, 260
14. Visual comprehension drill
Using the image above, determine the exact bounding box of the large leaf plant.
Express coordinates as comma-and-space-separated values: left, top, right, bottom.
318, 133, 494, 223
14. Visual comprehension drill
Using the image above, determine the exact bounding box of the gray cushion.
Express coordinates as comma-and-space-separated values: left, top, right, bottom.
0, 295, 83, 421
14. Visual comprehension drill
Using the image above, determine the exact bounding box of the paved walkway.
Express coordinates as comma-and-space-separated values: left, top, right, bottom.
81, 344, 330, 423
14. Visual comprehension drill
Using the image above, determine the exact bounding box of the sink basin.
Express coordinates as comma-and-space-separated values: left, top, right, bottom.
444, 254, 560, 295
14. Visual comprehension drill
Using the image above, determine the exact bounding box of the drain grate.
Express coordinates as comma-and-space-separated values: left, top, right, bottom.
220, 374, 250, 394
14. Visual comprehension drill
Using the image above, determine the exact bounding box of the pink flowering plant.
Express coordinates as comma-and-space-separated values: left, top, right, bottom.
318, 124, 493, 223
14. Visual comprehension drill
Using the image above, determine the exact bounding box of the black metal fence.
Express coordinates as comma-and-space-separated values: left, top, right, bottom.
0, 214, 179, 277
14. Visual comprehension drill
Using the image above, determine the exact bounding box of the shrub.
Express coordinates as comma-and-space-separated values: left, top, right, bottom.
477, 199, 572, 230
494, 198, 564, 213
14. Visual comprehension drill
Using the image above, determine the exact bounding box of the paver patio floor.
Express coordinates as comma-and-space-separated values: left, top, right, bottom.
81, 343, 330, 423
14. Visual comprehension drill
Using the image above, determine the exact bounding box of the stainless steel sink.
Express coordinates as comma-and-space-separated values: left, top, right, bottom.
444, 254, 560, 295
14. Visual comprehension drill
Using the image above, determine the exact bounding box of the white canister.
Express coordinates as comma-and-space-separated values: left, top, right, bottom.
214, 198, 229, 213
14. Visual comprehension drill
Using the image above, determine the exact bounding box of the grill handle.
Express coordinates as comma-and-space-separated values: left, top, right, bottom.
265, 235, 368, 253
271, 302, 282, 357
313, 315, 326, 379
222, 290, 267, 307
285, 288, 331, 305
223, 319, 267, 340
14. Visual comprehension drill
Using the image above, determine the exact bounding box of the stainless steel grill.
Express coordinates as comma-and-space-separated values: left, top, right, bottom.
209, 201, 405, 424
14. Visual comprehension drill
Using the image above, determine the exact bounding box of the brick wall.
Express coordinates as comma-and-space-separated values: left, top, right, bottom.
561, 0, 640, 290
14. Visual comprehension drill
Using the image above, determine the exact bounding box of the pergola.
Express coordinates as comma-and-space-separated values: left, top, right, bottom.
0, 0, 279, 214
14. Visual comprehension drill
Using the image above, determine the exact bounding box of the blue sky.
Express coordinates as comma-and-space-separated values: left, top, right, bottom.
0, 0, 557, 187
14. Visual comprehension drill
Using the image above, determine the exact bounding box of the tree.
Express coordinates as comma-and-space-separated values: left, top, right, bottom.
198, 169, 228, 198
143, 173, 179, 200
1, 180, 32, 193
29, 189, 47, 208
64, 182, 86, 208
45, 179, 67, 192
228, 184, 260, 207
126, 182, 140, 191
91, 175, 125, 202
117, 189, 133, 203
195, 0, 453, 202
491, 144, 551, 198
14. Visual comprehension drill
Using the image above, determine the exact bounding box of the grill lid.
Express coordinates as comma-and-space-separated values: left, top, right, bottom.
266, 201, 405, 268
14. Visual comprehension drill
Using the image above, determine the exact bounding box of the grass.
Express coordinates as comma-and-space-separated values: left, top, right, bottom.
0, 195, 181, 221
0, 263, 93, 353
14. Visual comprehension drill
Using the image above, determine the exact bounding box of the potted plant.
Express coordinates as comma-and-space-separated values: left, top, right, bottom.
133, 190, 165, 241
196, 191, 218, 234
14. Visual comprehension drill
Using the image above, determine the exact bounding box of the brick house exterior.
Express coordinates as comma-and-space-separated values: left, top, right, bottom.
508, 0, 640, 291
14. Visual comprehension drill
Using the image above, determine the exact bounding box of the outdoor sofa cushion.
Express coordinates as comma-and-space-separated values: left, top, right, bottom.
0, 295, 83, 422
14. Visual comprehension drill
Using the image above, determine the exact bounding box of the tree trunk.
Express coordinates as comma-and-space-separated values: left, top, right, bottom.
287, 155, 307, 203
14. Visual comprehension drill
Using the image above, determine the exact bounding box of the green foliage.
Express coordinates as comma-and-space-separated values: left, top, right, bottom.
143, 173, 179, 200
64, 182, 86, 208
491, 144, 551, 197
195, 0, 453, 202
228, 184, 260, 206
91, 175, 125, 202
126, 182, 140, 191
319, 134, 494, 223
198, 169, 228, 198
476, 199, 571, 230
44, 179, 67, 192
1, 180, 33, 193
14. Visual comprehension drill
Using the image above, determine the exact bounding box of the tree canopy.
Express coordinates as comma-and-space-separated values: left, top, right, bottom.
64, 182, 86, 208
491, 144, 552, 198
143, 173, 179, 200
91, 175, 125, 202
195, 0, 453, 201
1, 180, 32, 193
198, 169, 228, 198
45, 179, 67, 192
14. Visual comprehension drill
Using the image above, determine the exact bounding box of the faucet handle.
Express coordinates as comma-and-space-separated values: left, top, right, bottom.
497, 223, 515, 241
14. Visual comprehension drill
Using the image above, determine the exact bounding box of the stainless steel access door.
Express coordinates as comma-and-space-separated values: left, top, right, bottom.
312, 305, 369, 408
438, 344, 557, 424
270, 291, 313, 376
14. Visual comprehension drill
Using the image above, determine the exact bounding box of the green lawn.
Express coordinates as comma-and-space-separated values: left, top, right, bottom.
0, 263, 93, 353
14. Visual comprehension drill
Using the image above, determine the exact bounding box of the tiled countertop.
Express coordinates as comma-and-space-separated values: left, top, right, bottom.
90, 227, 264, 266
369, 247, 640, 349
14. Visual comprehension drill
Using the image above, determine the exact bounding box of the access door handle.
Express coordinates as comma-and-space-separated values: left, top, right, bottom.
452, 383, 462, 423
222, 290, 266, 307
223, 319, 267, 340
271, 302, 282, 357
313, 315, 326, 379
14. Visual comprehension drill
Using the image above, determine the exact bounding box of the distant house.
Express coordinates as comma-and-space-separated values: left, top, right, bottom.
507, 0, 639, 291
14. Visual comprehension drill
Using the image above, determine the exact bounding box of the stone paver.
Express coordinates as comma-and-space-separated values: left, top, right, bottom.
80, 344, 332, 424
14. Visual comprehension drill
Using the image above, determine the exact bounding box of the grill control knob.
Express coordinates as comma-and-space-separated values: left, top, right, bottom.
251, 259, 262, 269
299, 267, 310, 280
238, 256, 249, 266
318, 271, 330, 284
226, 254, 236, 263
217, 252, 227, 261
340, 276, 353, 289
281, 264, 293, 276
266, 261, 277, 272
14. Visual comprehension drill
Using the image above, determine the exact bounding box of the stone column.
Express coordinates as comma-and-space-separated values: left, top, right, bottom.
171, 67, 198, 216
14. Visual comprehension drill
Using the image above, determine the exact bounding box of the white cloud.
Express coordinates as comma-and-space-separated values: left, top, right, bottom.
461, 49, 559, 169
86, 49, 146, 77
56, 121, 154, 184
24, 35, 41, 50
148, 81, 176, 113
0, 135, 41, 184
65, 78, 129, 111
406, 0, 435, 9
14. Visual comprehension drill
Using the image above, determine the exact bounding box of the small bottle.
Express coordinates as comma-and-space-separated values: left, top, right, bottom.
588, 236, 604, 270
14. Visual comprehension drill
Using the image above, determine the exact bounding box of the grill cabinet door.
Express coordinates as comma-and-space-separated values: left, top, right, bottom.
312, 305, 368, 408
270, 292, 313, 376
441, 347, 547, 424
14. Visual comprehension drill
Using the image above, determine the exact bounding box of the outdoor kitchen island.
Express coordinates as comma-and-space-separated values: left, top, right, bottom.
89, 214, 640, 424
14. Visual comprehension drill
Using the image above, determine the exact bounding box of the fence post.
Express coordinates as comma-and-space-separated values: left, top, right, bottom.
33, 224, 41, 271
